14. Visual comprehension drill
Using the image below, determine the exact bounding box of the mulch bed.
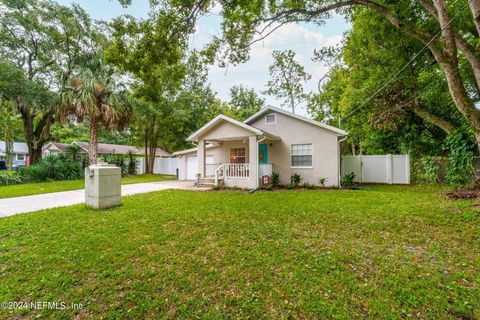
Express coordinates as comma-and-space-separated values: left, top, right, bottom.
207, 186, 362, 193
444, 189, 480, 200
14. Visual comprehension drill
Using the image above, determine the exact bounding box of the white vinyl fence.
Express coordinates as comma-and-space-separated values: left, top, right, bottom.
341, 154, 410, 184
136, 157, 178, 175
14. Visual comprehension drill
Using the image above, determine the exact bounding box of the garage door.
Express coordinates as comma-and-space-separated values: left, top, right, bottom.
186, 156, 214, 180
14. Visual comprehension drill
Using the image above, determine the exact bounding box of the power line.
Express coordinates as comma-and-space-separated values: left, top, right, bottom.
339, 0, 473, 127
395, 52, 479, 109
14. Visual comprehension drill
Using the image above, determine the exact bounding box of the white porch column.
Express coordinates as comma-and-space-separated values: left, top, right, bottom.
197, 138, 206, 177
248, 135, 258, 189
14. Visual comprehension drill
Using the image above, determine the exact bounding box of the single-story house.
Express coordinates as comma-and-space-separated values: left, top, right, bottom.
173, 105, 348, 188
43, 141, 171, 157
0, 141, 29, 168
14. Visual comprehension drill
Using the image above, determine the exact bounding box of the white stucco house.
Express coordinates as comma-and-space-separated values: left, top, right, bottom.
173, 106, 348, 188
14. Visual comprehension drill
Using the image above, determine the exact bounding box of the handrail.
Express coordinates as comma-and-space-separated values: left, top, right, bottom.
214, 163, 225, 186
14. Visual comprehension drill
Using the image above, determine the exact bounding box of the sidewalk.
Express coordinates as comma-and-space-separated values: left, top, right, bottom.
0, 180, 207, 218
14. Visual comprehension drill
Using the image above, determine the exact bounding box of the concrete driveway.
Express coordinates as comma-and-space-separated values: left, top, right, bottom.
0, 180, 209, 218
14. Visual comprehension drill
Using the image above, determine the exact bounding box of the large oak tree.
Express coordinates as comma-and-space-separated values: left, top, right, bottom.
0, 0, 102, 163
131, 0, 479, 150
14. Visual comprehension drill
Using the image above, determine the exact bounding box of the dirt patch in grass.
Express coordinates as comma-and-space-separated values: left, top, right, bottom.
444, 189, 480, 200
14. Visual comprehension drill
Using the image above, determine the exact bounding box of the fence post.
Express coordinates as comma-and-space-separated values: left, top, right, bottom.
359, 154, 363, 184
405, 154, 410, 184
386, 154, 393, 184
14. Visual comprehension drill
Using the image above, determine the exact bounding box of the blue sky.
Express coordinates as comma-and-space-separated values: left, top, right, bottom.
58, 0, 350, 115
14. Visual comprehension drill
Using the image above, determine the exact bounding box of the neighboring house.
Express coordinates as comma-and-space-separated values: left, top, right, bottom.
43, 141, 171, 157
173, 105, 348, 188
0, 141, 29, 169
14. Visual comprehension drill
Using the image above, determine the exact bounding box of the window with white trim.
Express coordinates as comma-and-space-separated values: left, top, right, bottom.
265, 113, 276, 124
291, 144, 312, 167
230, 148, 246, 163
16, 154, 25, 161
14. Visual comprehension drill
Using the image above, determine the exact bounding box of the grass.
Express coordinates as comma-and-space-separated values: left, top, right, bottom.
0, 185, 479, 319
0, 174, 175, 199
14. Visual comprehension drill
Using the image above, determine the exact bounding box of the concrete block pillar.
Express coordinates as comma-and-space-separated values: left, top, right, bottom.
197, 139, 206, 177
85, 162, 121, 209
248, 135, 258, 189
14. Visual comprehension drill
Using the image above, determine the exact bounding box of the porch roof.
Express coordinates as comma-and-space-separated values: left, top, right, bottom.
187, 114, 280, 142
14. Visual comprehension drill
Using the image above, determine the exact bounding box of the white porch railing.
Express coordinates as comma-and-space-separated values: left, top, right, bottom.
215, 163, 250, 186
225, 163, 250, 178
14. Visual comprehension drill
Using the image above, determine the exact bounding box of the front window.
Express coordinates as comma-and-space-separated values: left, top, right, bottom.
16, 154, 25, 161
291, 144, 312, 167
230, 148, 246, 163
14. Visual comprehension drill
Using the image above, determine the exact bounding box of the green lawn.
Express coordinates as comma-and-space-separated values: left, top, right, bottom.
0, 185, 479, 319
0, 174, 175, 199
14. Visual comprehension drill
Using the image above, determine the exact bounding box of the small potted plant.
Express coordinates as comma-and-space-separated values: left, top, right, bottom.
195, 173, 201, 185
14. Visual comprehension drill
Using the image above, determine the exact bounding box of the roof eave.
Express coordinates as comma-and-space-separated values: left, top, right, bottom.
244, 105, 348, 136
188, 114, 263, 142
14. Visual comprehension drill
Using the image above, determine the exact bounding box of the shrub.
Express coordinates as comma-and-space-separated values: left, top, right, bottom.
303, 182, 315, 189
127, 151, 138, 175
421, 156, 440, 184
445, 130, 475, 187
291, 173, 302, 186
341, 172, 356, 188
271, 171, 281, 187
0, 172, 22, 186
319, 177, 327, 186
19, 154, 83, 182
284, 184, 295, 189
263, 185, 273, 191
104, 154, 129, 176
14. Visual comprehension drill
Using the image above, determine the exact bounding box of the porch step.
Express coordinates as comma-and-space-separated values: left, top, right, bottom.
195, 178, 223, 187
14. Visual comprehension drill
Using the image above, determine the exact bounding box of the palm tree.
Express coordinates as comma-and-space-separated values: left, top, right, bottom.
59, 54, 132, 165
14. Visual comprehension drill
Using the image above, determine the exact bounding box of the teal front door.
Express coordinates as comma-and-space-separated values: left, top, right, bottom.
258, 143, 268, 164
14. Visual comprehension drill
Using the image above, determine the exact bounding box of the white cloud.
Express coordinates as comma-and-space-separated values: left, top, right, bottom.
192, 18, 349, 116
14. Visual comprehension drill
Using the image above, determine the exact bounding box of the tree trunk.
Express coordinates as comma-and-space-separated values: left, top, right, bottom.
365, 0, 480, 149
89, 117, 99, 165
29, 147, 43, 165
3, 111, 14, 169
411, 104, 456, 133
438, 58, 480, 148
471, 0, 480, 37
147, 129, 157, 174
405, 62, 457, 134
143, 115, 158, 174
18, 104, 53, 165
5, 140, 13, 170
144, 127, 150, 174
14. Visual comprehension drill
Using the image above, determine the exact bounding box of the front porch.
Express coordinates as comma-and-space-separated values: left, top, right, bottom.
197, 137, 277, 189
187, 115, 279, 189
203, 162, 273, 187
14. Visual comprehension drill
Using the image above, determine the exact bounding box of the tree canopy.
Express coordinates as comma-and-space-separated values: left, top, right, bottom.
264, 50, 311, 114
0, 0, 104, 162
138, 0, 480, 153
